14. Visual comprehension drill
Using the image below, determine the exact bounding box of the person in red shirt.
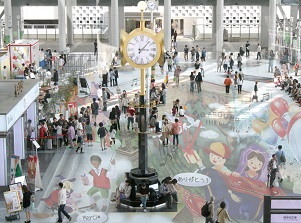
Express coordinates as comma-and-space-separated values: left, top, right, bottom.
171, 118, 181, 146
224, 75, 232, 94
39, 121, 47, 150
126, 104, 136, 131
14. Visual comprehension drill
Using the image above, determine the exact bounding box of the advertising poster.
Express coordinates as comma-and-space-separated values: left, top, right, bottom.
10, 155, 22, 184
28, 155, 43, 192
9, 183, 23, 202
67, 102, 78, 117
3, 191, 22, 214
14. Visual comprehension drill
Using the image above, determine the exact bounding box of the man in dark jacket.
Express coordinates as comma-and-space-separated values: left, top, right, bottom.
53, 69, 59, 86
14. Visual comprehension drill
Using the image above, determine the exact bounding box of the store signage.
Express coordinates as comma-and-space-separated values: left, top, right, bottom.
271, 200, 301, 209
0, 82, 39, 132
271, 214, 301, 222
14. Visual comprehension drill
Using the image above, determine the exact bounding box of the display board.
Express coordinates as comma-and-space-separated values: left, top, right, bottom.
9, 183, 23, 202
264, 196, 301, 223
3, 191, 22, 214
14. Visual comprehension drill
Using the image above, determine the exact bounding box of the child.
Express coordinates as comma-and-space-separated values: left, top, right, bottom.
178, 106, 185, 117
164, 71, 169, 87
86, 121, 93, 146
172, 106, 177, 116
109, 125, 116, 145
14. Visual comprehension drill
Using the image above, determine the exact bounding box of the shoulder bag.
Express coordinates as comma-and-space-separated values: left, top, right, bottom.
215, 208, 224, 223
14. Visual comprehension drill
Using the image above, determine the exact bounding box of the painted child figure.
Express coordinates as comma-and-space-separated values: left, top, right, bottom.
87, 155, 116, 212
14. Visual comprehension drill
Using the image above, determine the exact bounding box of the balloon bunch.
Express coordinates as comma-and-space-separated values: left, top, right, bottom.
252, 98, 289, 145
11, 50, 29, 69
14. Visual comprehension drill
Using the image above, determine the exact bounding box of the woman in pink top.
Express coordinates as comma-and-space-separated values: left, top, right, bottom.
171, 118, 181, 146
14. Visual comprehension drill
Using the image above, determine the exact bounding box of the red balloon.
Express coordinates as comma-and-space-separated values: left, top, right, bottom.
12, 55, 17, 60
287, 111, 301, 142
272, 118, 287, 138
270, 98, 289, 117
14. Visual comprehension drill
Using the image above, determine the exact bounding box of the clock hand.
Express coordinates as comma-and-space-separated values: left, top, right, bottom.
139, 41, 150, 53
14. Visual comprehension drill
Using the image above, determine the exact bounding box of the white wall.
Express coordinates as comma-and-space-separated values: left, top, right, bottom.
23, 6, 58, 20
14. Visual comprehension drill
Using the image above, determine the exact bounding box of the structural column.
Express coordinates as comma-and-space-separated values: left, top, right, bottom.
66, 0, 75, 46
58, 0, 67, 53
164, 0, 171, 52
268, 0, 277, 51
12, 6, 24, 40
260, 5, 269, 49
4, 0, 13, 44
212, 5, 216, 45
110, 0, 119, 48
119, 3, 125, 31
216, 0, 224, 59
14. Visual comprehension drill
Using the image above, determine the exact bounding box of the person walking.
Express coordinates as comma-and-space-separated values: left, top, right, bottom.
109, 68, 114, 86
97, 122, 107, 151
268, 50, 275, 73
113, 67, 118, 86
67, 123, 75, 150
184, 45, 189, 61
245, 41, 250, 57
237, 73, 243, 94
91, 98, 99, 126
22, 185, 32, 223
254, 81, 259, 102
224, 75, 232, 94
195, 72, 203, 93
76, 120, 84, 153
216, 201, 231, 223
102, 88, 108, 111
237, 53, 242, 69
26, 119, 34, 151
205, 196, 214, 223
171, 118, 181, 147
268, 154, 279, 188
57, 182, 72, 222
256, 43, 261, 60
201, 47, 206, 61
94, 39, 97, 56
2, 65, 7, 79
275, 145, 286, 168
189, 72, 195, 93
174, 66, 182, 87
191, 47, 196, 62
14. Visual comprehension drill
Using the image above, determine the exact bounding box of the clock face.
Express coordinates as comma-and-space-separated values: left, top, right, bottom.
147, 0, 158, 11
126, 34, 158, 66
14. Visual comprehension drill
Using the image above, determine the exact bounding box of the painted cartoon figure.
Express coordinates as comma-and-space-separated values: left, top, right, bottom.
87, 155, 116, 212
235, 145, 269, 182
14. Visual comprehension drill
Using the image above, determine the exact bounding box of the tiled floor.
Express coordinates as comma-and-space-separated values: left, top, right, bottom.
1, 39, 301, 223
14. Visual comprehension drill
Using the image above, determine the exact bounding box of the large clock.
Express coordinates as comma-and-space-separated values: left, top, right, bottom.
121, 28, 164, 69
146, 0, 158, 11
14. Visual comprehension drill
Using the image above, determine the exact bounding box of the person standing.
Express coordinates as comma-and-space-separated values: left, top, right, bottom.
195, 72, 203, 93
97, 122, 107, 151
191, 47, 196, 62
275, 145, 285, 167
76, 120, 84, 153
102, 88, 108, 111
294, 62, 299, 76
216, 201, 231, 223
173, 52, 179, 70
237, 53, 242, 69
67, 123, 75, 149
223, 75, 232, 94
256, 43, 261, 60
102, 71, 108, 87
86, 121, 93, 146
184, 45, 189, 61
173, 30, 177, 46
109, 68, 114, 86
26, 119, 34, 151
200, 57, 205, 77
171, 118, 181, 147
254, 81, 259, 102
113, 67, 118, 86
268, 154, 279, 188
53, 69, 59, 86
189, 72, 195, 93
205, 196, 214, 223
94, 39, 97, 56
222, 46, 226, 58
245, 41, 250, 57
57, 182, 72, 222
201, 47, 206, 61
2, 65, 7, 79
174, 66, 182, 87
237, 73, 243, 94
126, 104, 135, 131
22, 185, 32, 223
268, 50, 275, 73
91, 98, 99, 126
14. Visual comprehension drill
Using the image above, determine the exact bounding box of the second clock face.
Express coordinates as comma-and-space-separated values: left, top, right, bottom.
126, 34, 158, 66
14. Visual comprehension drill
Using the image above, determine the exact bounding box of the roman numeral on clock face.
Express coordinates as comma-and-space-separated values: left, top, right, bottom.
149, 42, 156, 46
134, 37, 139, 42
128, 48, 134, 52
149, 53, 155, 58
140, 35, 144, 41
140, 58, 144, 64
146, 57, 151, 63
134, 57, 138, 63
129, 53, 135, 58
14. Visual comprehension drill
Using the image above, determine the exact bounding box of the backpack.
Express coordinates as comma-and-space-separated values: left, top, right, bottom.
280, 151, 286, 163
107, 92, 110, 99
201, 202, 211, 217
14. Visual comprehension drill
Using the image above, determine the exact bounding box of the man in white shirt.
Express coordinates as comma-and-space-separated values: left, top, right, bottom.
256, 43, 261, 60
97, 85, 103, 109
57, 182, 72, 222
116, 180, 132, 208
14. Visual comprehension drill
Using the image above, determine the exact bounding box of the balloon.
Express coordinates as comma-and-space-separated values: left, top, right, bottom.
12, 55, 17, 60
252, 118, 268, 134
271, 118, 287, 138
270, 98, 289, 117
261, 126, 278, 145
289, 103, 301, 114
252, 108, 269, 122
267, 109, 279, 125
287, 111, 301, 142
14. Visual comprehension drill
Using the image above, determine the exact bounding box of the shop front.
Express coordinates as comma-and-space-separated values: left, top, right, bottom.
0, 79, 39, 186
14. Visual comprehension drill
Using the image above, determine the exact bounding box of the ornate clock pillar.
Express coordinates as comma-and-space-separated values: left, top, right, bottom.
120, 1, 164, 186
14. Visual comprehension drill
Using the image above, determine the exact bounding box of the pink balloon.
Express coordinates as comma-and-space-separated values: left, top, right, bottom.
270, 98, 289, 117
272, 118, 287, 138
287, 111, 301, 142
